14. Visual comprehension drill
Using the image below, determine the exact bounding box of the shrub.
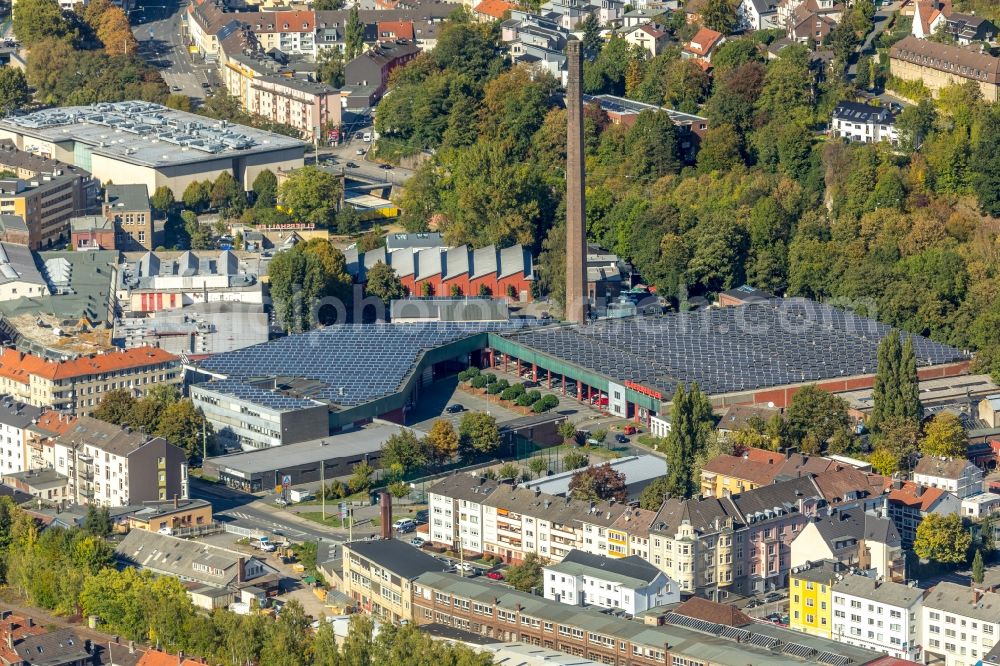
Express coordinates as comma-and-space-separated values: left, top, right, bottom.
486, 382, 504, 395
540, 394, 559, 409
458, 370, 470, 382
471, 375, 488, 389
485, 373, 497, 385
496, 379, 510, 390
525, 390, 542, 403
500, 387, 520, 401
515, 393, 534, 407
509, 383, 526, 397
467, 367, 481, 377
532, 400, 548, 413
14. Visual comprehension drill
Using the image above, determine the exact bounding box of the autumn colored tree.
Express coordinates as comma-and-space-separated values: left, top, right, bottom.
569, 463, 627, 503
424, 419, 460, 465
914, 513, 971, 563
921, 412, 967, 459
97, 6, 138, 56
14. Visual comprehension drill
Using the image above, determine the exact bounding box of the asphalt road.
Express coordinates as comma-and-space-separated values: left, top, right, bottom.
132, 0, 214, 98
190, 477, 345, 543
314, 132, 416, 186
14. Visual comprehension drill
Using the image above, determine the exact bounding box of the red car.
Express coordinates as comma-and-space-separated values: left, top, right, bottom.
486, 571, 504, 581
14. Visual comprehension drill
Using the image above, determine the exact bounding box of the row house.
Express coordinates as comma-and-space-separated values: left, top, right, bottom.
921, 582, 1000, 666
0, 347, 181, 416
831, 574, 924, 661
482, 485, 623, 564
790, 507, 905, 583
52, 415, 189, 507
606, 506, 657, 560
428, 474, 501, 555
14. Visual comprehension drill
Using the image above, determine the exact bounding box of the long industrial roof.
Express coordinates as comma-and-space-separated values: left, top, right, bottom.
498, 298, 968, 398
0, 102, 303, 168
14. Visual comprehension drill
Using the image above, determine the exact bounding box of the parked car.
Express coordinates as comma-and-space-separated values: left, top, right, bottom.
379, 163, 393, 170
409, 537, 425, 547
356, 148, 366, 155
393, 518, 417, 533
445, 404, 465, 413
415, 509, 429, 522
486, 571, 504, 580
615, 434, 629, 443
157, 526, 173, 535
170, 85, 182, 92
762, 592, 783, 603
346, 162, 359, 168
745, 599, 762, 609
274, 497, 288, 507
765, 613, 783, 624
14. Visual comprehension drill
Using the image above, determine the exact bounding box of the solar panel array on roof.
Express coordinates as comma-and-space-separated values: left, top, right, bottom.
746, 633, 783, 649
662, 613, 722, 635
782, 643, 817, 658
195, 321, 534, 407
719, 626, 751, 641
196, 378, 322, 412
502, 298, 967, 396
818, 652, 853, 666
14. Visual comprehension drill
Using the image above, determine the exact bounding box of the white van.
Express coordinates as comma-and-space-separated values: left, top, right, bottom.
363, 132, 373, 142
393, 518, 417, 533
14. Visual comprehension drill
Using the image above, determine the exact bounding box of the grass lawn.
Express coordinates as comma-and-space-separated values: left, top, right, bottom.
298, 512, 381, 528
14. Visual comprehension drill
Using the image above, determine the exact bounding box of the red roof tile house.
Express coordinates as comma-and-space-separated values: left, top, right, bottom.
377, 20, 415, 41
682, 27, 725, 62
0, 612, 91, 666
473, 0, 516, 21
886, 480, 961, 547
624, 23, 671, 57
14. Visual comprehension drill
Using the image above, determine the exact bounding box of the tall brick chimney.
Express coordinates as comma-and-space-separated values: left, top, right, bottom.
379, 492, 392, 540
564, 40, 587, 325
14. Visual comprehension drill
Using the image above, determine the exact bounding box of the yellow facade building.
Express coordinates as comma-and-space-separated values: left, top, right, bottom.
788, 559, 843, 638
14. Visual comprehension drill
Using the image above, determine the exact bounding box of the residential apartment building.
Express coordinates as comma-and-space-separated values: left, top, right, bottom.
921, 582, 1000, 666
737, 0, 780, 30
789, 559, 843, 638
2, 467, 71, 503
830, 101, 900, 145
344, 41, 420, 105
0, 612, 91, 666
699, 448, 839, 498
0, 174, 87, 249
24, 410, 76, 471
961, 491, 1000, 518
831, 574, 923, 661
648, 494, 744, 599
607, 506, 656, 560
127, 498, 213, 532
623, 23, 670, 57
543, 549, 679, 614
428, 474, 500, 555
889, 36, 1000, 102
342, 538, 447, 623
913, 456, 984, 499
0, 347, 181, 415
886, 480, 962, 547
52, 416, 189, 507
0, 398, 44, 475
729, 475, 823, 594
790, 508, 904, 582
103, 184, 153, 251
482, 485, 624, 564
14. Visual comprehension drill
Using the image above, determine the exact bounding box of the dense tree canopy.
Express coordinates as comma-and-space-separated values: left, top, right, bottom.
269, 239, 353, 331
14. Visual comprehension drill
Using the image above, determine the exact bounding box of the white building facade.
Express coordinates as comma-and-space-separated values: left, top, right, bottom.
914, 458, 984, 499
831, 574, 923, 661
543, 550, 680, 614
831, 101, 900, 145
921, 582, 1000, 666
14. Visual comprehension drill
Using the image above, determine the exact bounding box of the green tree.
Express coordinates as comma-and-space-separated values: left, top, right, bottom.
662, 384, 715, 498
349, 460, 376, 493
92, 389, 137, 425
914, 513, 971, 564
316, 47, 345, 87
150, 186, 175, 216
154, 399, 214, 460
268, 239, 353, 332
870, 416, 920, 473
527, 456, 549, 478
559, 420, 578, 442
786, 385, 850, 446
364, 261, 405, 303
504, 553, 543, 592
380, 429, 427, 475
697, 123, 744, 172
182, 180, 211, 212
82, 505, 112, 537
921, 412, 967, 458
871, 330, 922, 429
563, 450, 589, 470
210, 171, 245, 215
702, 0, 737, 33
973, 549, 985, 584
709, 38, 763, 75
252, 169, 278, 208
278, 166, 342, 226
0, 68, 31, 115
627, 109, 680, 181
638, 476, 671, 510
458, 411, 500, 455
345, 4, 366, 60
579, 15, 602, 57
971, 107, 1000, 216
868, 447, 900, 476
896, 98, 937, 150
13, 0, 70, 46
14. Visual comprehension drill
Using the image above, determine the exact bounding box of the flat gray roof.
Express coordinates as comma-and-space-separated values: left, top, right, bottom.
205, 422, 426, 474
0, 101, 304, 168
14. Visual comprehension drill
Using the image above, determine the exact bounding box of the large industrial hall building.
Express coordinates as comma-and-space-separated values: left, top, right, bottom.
186, 297, 969, 439
0, 102, 305, 193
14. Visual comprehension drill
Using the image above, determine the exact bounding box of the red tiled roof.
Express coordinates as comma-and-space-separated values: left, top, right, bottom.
271, 10, 315, 32
473, 0, 515, 19
812, 467, 886, 504
33, 410, 78, 436
138, 650, 207, 666
378, 20, 415, 40
0, 347, 178, 384
887, 481, 948, 511
673, 597, 754, 627
0, 614, 45, 664
685, 27, 723, 56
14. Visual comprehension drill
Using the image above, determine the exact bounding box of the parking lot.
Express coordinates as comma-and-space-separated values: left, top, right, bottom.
407, 377, 524, 432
